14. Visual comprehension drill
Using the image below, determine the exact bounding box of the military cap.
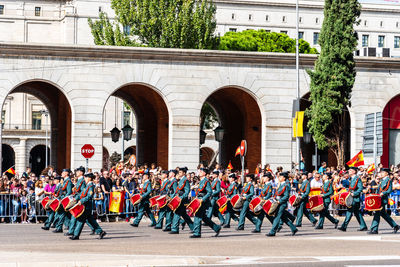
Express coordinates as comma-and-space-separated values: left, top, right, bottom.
179, 167, 188, 173
228, 173, 237, 179
169, 169, 177, 175
75, 166, 85, 173
281, 171, 289, 179
380, 168, 391, 173
84, 172, 94, 178
62, 168, 71, 173
349, 167, 358, 171
53, 176, 61, 180
263, 172, 273, 178
246, 173, 255, 180
212, 170, 220, 175
200, 167, 209, 174
161, 170, 169, 175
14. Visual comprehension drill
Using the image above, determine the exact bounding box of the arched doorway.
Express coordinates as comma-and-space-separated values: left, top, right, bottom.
300, 93, 351, 170
200, 147, 215, 167
2, 144, 15, 173
103, 84, 169, 168
202, 87, 262, 171
29, 145, 50, 176
2, 81, 72, 171
102, 147, 110, 170
382, 95, 400, 167
124, 146, 136, 156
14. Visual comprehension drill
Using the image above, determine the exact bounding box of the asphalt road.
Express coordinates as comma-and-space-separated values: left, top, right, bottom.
0, 216, 400, 267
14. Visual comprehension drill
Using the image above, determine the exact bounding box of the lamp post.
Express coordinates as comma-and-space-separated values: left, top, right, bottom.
303, 131, 318, 171
110, 101, 134, 162
214, 126, 224, 165
200, 130, 207, 145
39, 109, 49, 167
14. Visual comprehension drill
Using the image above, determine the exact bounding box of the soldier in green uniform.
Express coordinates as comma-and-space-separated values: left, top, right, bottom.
266, 172, 298, 236
254, 173, 275, 229
368, 168, 399, 234
53, 169, 73, 233
163, 170, 178, 232
338, 167, 367, 232
295, 175, 317, 227
70, 173, 106, 240
155, 170, 170, 229
206, 171, 225, 225
42, 177, 61, 230
131, 173, 156, 227
169, 167, 194, 234
315, 174, 339, 229
236, 174, 261, 232
190, 168, 221, 238
222, 174, 239, 228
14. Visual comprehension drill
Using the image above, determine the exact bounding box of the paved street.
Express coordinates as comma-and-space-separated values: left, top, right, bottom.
0, 216, 400, 266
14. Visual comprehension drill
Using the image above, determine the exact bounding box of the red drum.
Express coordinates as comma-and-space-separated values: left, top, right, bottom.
364, 194, 382, 211
263, 198, 279, 216
167, 196, 182, 212
216, 195, 228, 208
156, 195, 169, 209
338, 191, 353, 208
249, 197, 265, 215
289, 195, 301, 207
45, 199, 54, 211
230, 194, 244, 210
130, 194, 142, 206
186, 198, 202, 217
41, 196, 50, 210
61, 196, 77, 211
149, 195, 160, 208
307, 195, 324, 212
49, 198, 61, 212
69, 203, 85, 218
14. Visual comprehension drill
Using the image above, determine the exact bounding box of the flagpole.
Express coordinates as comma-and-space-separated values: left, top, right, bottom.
295, 0, 301, 170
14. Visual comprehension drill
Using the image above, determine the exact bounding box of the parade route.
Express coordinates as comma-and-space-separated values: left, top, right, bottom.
1, 217, 400, 266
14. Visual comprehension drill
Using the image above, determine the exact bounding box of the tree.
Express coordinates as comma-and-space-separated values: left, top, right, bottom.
200, 102, 218, 130
306, 0, 361, 166
88, 0, 218, 49
219, 30, 318, 54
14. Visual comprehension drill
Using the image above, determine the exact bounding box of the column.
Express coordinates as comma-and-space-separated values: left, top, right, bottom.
16, 138, 27, 174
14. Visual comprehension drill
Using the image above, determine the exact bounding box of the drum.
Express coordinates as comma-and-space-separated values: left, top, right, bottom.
41, 196, 50, 210
186, 198, 202, 217
149, 195, 160, 208
306, 195, 324, 212
167, 196, 182, 212
364, 194, 382, 211
69, 203, 85, 218
289, 195, 301, 207
230, 194, 244, 211
216, 195, 228, 208
249, 197, 265, 215
262, 198, 279, 216
338, 191, 353, 208
156, 195, 169, 209
45, 199, 54, 211
61, 196, 77, 211
49, 198, 61, 212
130, 193, 142, 206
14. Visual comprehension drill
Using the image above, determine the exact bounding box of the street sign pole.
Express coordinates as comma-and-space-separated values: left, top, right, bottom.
86, 158, 89, 172
373, 113, 377, 176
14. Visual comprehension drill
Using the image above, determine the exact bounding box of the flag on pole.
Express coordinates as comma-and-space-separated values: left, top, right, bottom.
234, 146, 240, 157
367, 163, 375, 174
346, 150, 364, 167
227, 161, 233, 170
5, 167, 16, 175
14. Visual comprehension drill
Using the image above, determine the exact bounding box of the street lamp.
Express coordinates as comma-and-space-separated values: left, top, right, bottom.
303, 132, 312, 144
110, 126, 121, 143
200, 130, 207, 145
39, 109, 49, 167
214, 126, 224, 142
122, 124, 134, 141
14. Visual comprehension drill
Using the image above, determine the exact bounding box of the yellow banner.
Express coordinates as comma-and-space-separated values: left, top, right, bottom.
296, 111, 304, 137
292, 117, 297, 138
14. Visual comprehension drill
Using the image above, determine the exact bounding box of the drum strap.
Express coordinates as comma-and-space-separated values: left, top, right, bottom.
227, 183, 235, 195
300, 181, 309, 193
379, 179, 390, 193
197, 180, 208, 193
349, 177, 359, 190
176, 179, 187, 192
275, 185, 286, 196
212, 180, 218, 190
243, 184, 251, 194
80, 184, 91, 198
261, 184, 271, 197
160, 180, 169, 191
61, 179, 70, 191
321, 181, 332, 194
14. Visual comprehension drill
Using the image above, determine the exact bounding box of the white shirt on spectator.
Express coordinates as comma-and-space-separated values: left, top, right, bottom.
310, 178, 323, 189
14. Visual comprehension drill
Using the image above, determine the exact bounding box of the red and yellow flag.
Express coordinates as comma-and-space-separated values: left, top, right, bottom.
227, 161, 233, 170
346, 150, 364, 167
5, 167, 15, 175
367, 163, 375, 174
234, 146, 240, 157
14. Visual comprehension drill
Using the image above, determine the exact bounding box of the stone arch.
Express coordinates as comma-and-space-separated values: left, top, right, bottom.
200, 147, 215, 167
2, 144, 15, 173
381, 94, 400, 167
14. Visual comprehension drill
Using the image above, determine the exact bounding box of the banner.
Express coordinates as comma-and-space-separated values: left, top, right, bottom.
109, 191, 125, 213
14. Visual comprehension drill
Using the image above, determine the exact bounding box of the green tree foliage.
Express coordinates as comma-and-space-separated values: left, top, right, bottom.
219, 30, 318, 54
88, 0, 218, 49
306, 0, 361, 166
201, 102, 218, 130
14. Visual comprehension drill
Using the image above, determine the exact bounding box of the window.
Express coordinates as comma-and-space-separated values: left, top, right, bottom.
378, 35, 385, 47
282, 16, 286, 22
123, 25, 131, 35
35, 7, 41, 16
229, 28, 237, 32
231, 13, 235, 20
0, 5, 4, 15
280, 30, 288, 35
123, 111, 130, 127
1, 110, 5, 127
298, 32, 304, 39
362, 35, 369, 47
395, 36, 400, 48
265, 15, 269, 21
248, 14, 252, 21
32, 111, 42, 130
313, 32, 319, 45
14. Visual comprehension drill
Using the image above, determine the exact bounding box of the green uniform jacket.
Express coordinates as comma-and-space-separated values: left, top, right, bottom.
261, 182, 273, 200
79, 182, 95, 209
54, 183, 62, 199
299, 180, 311, 200
349, 175, 363, 203
321, 180, 334, 204
141, 180, 152, 201
176, 176, 191, 203
211, 179, 221, 199
226, 182, 237, 198
160, 179, 170, 196
379, 176, 392, 206
168, 178, 178, 198
242, 183, 254, 201
60, 177, 73, 198
276, 182, 290, 204
73, 177, 85, 201
197, 177, 212, 206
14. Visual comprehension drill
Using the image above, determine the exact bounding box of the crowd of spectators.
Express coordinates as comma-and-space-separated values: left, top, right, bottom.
0, 160, 399, 224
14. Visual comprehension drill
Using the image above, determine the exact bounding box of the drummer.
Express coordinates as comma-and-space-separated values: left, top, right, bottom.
130, 173, 157, 227
266, 172, 298, 237
41, 176, 61, 231
295, 174, 317, 227
222, 173, 239, 228
236, 174, 261, 232
338, 167, 368, 232
315, 174, 339, 229
254, 173, 275, 228
163, 170, 178, 232
155, 170, 170, 229
206, 171, 225, 226
191, 168, 221, 238
53, 169, 73, 233
368, 168, 399, 234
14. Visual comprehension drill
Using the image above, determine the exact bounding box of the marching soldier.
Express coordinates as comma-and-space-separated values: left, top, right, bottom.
53, 169, 73, 233
42, 176, 61, 230
191, 168, 221, 238
295, 174, 317, 227
236, 174, 261, 232
170, 167, 194, 234
69, 173, 106, 240
315, 174, 339, 229
368, 168, 399, 234
131, 173, 156, 227
222, 174, 239, 228
206, 171, 225, 225
254, 173, 275, 229
266, 172, 298, 237
338, 167, 368, 232
163, 170, 178, 232
155, 170, 170, 229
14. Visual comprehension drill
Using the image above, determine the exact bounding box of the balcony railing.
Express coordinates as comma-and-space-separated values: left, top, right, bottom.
1, 124, 51, 131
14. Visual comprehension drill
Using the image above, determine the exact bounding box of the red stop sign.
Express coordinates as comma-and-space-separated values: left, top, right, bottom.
81, 144, 95, 159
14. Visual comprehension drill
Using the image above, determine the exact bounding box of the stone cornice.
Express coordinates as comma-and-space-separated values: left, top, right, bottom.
1, 42, 400, 70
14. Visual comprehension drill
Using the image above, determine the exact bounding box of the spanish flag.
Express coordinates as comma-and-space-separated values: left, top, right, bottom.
5, 167, 16, 175
346, 150, 364, 167
367, 163, 375, 174
234, 146, 240, 157
227, 161, 233, 170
